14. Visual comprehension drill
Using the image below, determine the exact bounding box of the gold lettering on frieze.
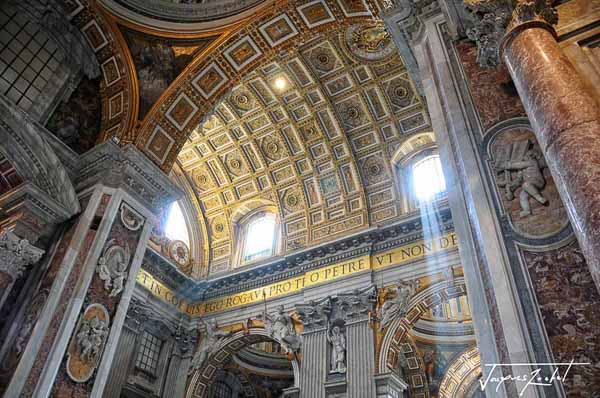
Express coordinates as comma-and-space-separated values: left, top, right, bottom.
137, 233, 458, 316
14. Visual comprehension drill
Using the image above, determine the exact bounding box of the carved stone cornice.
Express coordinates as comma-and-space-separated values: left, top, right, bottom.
0, 95, 80, 221
76, 141, 182, 214
465, 0, 558, 67
199, 208, 453, 301
0, 230, 44, 279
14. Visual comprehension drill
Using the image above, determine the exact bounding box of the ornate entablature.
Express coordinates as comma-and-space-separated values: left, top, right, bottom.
136, 206, 455, 315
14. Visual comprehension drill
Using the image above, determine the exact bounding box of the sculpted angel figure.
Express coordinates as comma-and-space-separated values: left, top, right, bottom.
327, 325, 346, 373
189, 319, 232, 373
260, 305, 301, 353
379, 280, 418, 331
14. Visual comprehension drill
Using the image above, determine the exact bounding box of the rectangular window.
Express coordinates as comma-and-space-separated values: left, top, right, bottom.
135, 331, 162, 375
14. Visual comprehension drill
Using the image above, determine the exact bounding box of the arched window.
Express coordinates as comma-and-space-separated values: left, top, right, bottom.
164, 201, 190, 245
411, 155, 446, 201
242, 212, 277, 263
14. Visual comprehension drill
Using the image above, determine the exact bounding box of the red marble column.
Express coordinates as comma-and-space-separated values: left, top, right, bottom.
501, 19, 600, 291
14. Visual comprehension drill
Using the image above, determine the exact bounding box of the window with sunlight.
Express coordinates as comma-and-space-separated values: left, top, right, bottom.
412, 155, 446, 201
164, 201, 190, 245
243, 213, 276, 262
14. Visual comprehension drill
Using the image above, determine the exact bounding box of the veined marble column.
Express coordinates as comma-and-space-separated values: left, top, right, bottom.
499, 2, 600, 291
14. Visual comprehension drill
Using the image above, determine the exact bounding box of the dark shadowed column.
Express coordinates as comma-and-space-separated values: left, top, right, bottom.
500, 2, 600, 291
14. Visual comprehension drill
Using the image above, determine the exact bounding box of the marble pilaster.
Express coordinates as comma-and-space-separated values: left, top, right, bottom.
298, 329, 327, 398
101, 327, 137, 398
2, 141, 181, 398
500, 7, 600, 291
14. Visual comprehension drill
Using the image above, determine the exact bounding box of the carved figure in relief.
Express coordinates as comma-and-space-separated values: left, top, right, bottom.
76, 316, 108, 363
495, 140, 548, 216
97, 241, 130, 297
189, 319, 232, 373
260, 305, 301, 353
379, 280, 418, 331
327, 325, 346, 373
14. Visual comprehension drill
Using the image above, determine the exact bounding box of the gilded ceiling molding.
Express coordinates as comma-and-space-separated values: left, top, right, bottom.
98, 0, 275, 37
134, 0, 388, 171
130, 0, 436, 274
54, 0, 139, 143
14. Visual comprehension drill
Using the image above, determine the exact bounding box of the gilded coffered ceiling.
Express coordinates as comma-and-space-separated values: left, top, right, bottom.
174, 20, 431, 275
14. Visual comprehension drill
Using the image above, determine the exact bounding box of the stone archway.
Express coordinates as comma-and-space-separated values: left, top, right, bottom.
377, 279, 469, 396
378, 279, 468, 371
186, 328, 300, 398
438, 346, 481, 398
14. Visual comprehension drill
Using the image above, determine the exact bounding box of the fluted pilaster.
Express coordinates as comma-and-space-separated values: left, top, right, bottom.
102, 327, 137, 398
299, 330, 327, 398
346, 320, 376, 398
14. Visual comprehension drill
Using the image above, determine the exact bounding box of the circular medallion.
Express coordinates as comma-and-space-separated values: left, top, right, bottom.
345, 23, 394, 62
168, 240, 190, 267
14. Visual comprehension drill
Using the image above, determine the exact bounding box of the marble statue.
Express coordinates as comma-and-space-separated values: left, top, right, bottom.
189, 319, 232, 373
495, 142, 547, 216
327, 325, 346, 374
260, 305, 301, 353
379, 280, 417, 331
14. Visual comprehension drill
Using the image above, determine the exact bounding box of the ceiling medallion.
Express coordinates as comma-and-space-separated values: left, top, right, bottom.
345, 23, 394, 62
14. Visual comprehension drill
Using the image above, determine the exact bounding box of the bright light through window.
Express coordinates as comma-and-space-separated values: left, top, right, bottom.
243, 214, 276, 262
165, 201, 190, 245
412, 155, 446, 201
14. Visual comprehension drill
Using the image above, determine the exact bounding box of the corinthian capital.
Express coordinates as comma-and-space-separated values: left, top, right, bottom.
511, 0, 558, 26
465, 0, 557, 68
0, 230, 44, 279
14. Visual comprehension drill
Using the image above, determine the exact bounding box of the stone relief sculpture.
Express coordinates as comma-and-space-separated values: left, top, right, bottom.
494, 139, 547, 217
97, 240, 131, 297
259, 305, 301, 353
189, 319, 232, 373
67, 303, 110, 383
76, 316, 109, 363
379, 280, 418, 331
327, 325, 346, 374
120, 203, 145, 231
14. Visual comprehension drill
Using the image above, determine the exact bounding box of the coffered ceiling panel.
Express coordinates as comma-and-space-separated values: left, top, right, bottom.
175, 20, 431, 275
